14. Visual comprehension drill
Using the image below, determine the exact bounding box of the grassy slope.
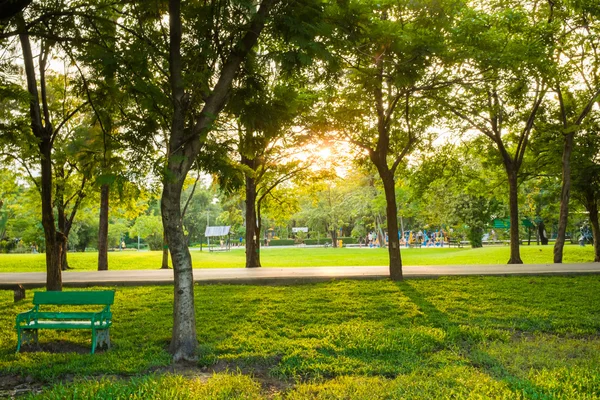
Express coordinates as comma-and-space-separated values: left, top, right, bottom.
1, 276, 598, 398
0, 244, 596, 272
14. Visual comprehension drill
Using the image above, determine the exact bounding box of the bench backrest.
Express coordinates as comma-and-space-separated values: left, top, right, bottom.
33, 291, 115, 306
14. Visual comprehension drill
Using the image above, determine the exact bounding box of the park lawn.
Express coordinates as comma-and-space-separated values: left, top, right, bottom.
0, 276, 599, 398
0, 243, 596, 273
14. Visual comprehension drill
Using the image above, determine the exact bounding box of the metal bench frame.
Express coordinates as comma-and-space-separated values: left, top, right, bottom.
15, 290, 114, 354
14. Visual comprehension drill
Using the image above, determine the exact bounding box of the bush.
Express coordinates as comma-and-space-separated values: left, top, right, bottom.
0, 240, 16, 253
338, 237, 357, 244
268, 239, 295, 246
304, 239, 332, 245
126, 243, 149, 250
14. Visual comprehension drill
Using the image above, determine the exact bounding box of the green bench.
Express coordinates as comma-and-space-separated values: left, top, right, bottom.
15, 290, 115, 354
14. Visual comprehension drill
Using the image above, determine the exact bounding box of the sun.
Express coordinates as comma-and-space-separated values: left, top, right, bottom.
316, 146, 332, 160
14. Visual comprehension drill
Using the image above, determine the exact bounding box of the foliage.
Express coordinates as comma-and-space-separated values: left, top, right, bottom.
129, 215, 163, 251
454, 195, 502, 248
268, 239, 296, 246
107, 220, 129, 249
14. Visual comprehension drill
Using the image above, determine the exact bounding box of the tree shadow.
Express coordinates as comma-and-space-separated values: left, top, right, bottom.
18, 340, 94, 355
396, 280, 549, 394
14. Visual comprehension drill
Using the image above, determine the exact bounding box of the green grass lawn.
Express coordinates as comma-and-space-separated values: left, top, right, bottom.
0, 244, 596, 273
1, 276, 599, 398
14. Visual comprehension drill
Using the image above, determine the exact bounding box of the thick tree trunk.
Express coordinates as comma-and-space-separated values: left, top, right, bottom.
554, 132, 574, 263
244, 169, 261, 268
98, 184, 109, 270
163, 0, 275, 362
588, 201, 600, 262
507, 170, 523, 264
381, 173, 403, 280
165, 0, 197, 362
162, 178, 197, 362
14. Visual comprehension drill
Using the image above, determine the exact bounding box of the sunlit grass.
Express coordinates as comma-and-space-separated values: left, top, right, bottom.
0, 243, 596, 273
0, 276, 598, 398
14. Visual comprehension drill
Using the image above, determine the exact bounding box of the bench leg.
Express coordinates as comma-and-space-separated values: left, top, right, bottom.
18, 329, 38, 351
92, 329, 110, 354
16, 329, 21, 352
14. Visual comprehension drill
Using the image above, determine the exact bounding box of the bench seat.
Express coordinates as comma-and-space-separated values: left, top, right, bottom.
19, 320, 111, 329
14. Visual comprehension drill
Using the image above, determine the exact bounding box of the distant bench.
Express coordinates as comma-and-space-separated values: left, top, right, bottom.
15, 290, 114, 354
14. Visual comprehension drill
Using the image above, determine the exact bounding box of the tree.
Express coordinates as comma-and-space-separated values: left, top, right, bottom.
227, 79, 313, 267
130, 215, 163, 250
160, 0, 283, 360
551, 1, 600, 262
13, 20, 90, 287
434, 4, 551, 263
410, 140, 506, 248
571, 126, 600, 261
324, 0, 453, 279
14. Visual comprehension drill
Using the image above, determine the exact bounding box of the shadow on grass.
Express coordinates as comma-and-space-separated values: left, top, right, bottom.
396, 280, 548, 395
198, 282, 441, 379
18, 340, 94, 355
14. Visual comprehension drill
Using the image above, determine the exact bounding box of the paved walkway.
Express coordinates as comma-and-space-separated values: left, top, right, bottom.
1, 263, 599, 288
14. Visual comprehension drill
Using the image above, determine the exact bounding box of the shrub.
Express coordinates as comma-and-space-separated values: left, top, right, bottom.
268, 239, 295, 246
126, 243, 149, 250
304, 239, 332, 245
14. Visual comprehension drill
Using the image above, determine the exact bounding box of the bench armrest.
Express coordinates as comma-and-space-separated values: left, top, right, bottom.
91, 306, 112, 325
15, 306, 37, 327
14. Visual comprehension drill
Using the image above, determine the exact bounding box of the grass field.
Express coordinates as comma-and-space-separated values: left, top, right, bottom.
0, 244, 596, 273
1, 276, 599, 398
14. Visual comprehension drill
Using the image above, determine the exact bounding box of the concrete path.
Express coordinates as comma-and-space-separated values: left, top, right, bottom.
1, 263, 599, 288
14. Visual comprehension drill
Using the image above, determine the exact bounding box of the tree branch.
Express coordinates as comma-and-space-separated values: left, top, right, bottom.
51, 101, 89, 145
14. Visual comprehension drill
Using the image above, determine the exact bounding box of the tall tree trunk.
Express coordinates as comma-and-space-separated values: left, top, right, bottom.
381, 172, 403, 280
55, 167, 71, 270
61, 241, 69, 269
588, 201, 600, 262
41, 138, 62, 290
331, 228, 338, 247
370, 152, 404, 279
538, 221, 548, 245
162, 231, 170, 269
554, 132, 574, 263
98, 184, 109, 270
162, 178, 197, 362
164, 0, 197, 362
507, 169, 523, 264
376, 214, 386, 246
244, 169, 261, 268
18, 16, 61, 290
163, 0, 275, 362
